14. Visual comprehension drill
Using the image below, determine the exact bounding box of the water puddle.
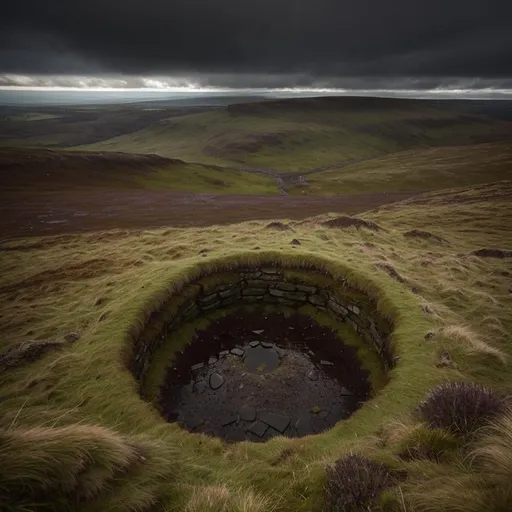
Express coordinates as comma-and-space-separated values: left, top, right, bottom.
158, 308, 371, 442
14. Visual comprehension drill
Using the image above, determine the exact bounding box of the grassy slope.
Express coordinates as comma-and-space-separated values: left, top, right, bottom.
76, 97, 512, 172
1, 181, 511, 511
0, 147, 279, 195
295, 141, 512, 195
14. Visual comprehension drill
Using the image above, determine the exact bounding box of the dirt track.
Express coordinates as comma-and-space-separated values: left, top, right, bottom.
0, 189, 419, 238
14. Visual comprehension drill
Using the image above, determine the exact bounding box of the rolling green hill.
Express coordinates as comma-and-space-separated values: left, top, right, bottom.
291, 141, 512, 195
77, 97, 512, 172
0, 147, 279, 195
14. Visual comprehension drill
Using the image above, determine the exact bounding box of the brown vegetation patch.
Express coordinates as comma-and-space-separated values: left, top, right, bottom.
265, 221, 293, 231
0, 189, 415, 238
418, 382, 506, 437
321, 216, 381, 231
0, 337, 77, 374
404, 230, 448, 244
325, 454, 400, 511
374, 263, 407, 283
470, 248, 512, 259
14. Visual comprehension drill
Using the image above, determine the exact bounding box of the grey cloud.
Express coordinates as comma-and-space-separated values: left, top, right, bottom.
0, 0, 511, 84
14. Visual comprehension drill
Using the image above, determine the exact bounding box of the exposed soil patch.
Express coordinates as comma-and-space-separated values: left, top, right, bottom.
374, 263, 407, 284
158, 308, 371, 442
321, 216, 381, 231
470, 248, 512, 259
265, 221, 293, 231
404, 230, 448, 244
0, 336, 78, 374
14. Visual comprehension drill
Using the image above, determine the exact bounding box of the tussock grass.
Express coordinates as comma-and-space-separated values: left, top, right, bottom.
441, 325, 506, 362
325, 454, 399, 511
0, 181, 511, 510
418, 382, 506, 437
396, 424, 460, 462
402, 412, 512, 512
185, 485, 279, 512
470, 412, 512, 497
0, 424, 144, 509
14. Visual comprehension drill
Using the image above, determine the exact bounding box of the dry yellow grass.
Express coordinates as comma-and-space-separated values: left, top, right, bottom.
185, 485, 279, 512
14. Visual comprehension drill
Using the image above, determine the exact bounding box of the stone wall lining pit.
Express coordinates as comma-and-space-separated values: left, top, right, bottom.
131, 266, 394, 387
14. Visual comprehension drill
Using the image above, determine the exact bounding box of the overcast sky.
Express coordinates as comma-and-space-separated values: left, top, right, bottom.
1, 0, 511, 90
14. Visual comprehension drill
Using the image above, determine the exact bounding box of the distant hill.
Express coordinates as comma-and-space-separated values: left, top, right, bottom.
76, 96, 512, 172
0, 147, 278, 195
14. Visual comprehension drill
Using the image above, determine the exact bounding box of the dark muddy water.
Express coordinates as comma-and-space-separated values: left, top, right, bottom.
158, 308, 371, 442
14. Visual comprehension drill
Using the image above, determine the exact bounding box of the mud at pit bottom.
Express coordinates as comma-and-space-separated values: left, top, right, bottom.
158, 308, 373, 442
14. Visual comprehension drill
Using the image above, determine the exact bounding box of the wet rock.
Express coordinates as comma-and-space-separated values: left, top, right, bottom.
247, 421, 268, 437
348, 304, 361, 315
222, 415, 238, 427
203, 301, 221, 311
307, 369, 319, 381
199, 294, 219, 306
340, 387, 353, 396
239, 405, 257, 422
290, 239, 301, 246
219, 288, 241, 299
309, 294, 326, 306
370, 323, 384, 348
191, 362, 204, 371
259, 412, 291, 433
249, 340, 260, 348
64, 332, 80, 343
327, 300, 349, 317
231, 348, 245, 356
246, 281, 268, 289
320, 360, 334, 366
209, 372, 225, 390
296, 284, 317, 293
208, 357, 218, 365
281, 291, 308, 301
295, 414, 313, 436
269, 288, 286, 298
276, 282, 296, 292
193, 381, 208, 394
252, 330, 264, 335
262, 342, 274, 349
242, 271, 262, 279
242, 288, 265, 296
219, 350, 230, 357
261, 267, 280, 275
182, 304, 200, 320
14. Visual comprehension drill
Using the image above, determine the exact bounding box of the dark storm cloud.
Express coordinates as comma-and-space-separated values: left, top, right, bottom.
1, 0, 511, 82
